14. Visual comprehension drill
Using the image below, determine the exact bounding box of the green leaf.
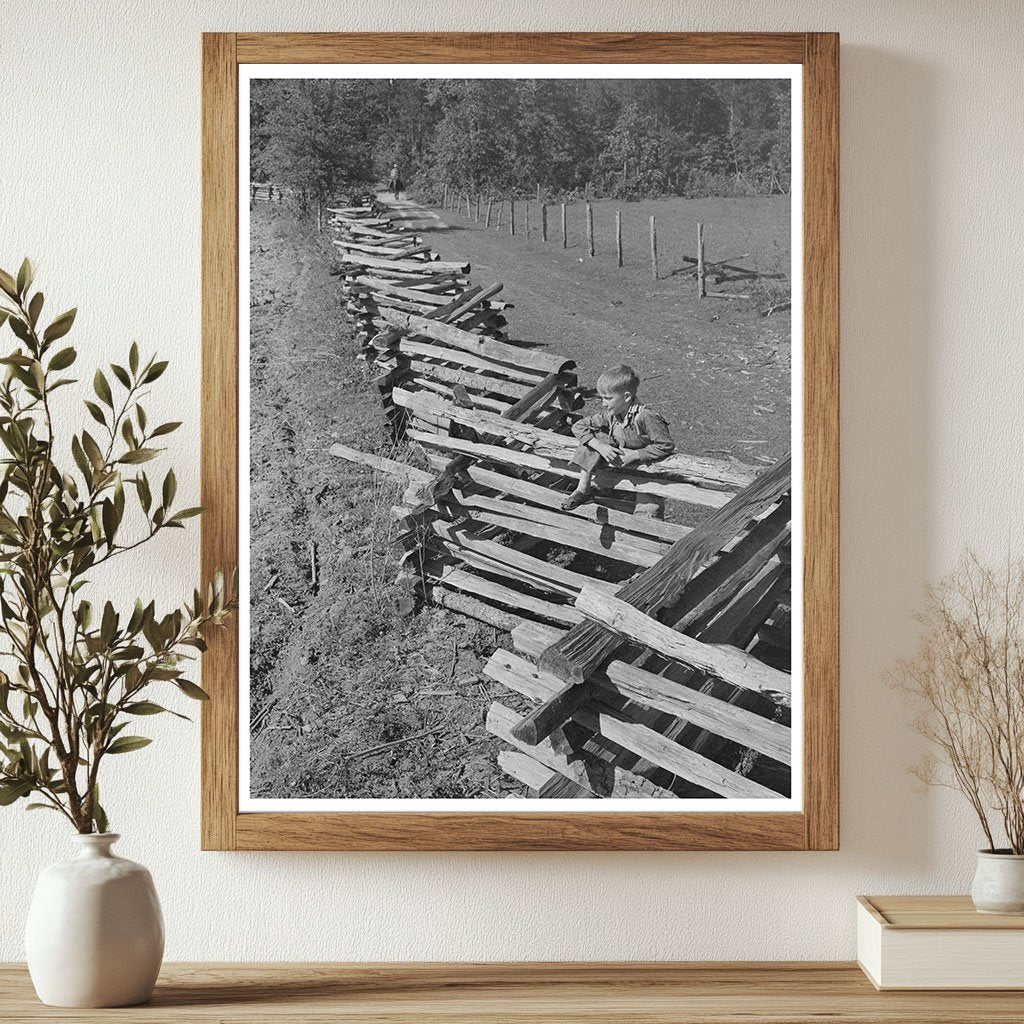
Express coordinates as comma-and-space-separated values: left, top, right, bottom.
91, 785, 108, 834
169, 507, 203, 525
118, 448, 158, 465
8, 317, 31, 344
142, 360, 168, 383
43, 308, 77, 344
83, 400, 106, 427
136, 404, 147, 432
100, 601, 117, 647
93, 369, 113, 408
81, 431, 105, 471
129, 342, 139, 375
48, 346, 77, 371
162, 468, 176, 508
121, 418, 137, 449
110, 363, 131, 388
136, 473, 152, 513
16, 258, 34, 298
27, 292, 43, 328
0, 269, 18, 300
101, 498, 117, 547
124, 700, 189, 722
176, 679, 210, 701
0, 779, 33, 805
150, 421, 181, 438
105, 735, 152, 755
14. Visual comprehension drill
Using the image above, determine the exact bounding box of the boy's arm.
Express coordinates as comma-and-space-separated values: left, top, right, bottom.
627, 409, 675, 463
571, 410, 610, 445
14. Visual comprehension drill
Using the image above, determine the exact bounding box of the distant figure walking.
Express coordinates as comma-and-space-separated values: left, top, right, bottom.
388, 163, 402, 200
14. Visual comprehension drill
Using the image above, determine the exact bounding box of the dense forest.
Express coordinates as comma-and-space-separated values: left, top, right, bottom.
250, 77, 790, 205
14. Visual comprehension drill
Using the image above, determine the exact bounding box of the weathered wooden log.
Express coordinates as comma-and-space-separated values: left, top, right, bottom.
431, 586, 523, 632
459, 464, 692, 545
427, 566, 583, 627
487, 703, 613, 796
378, 308, 570, 376
409, 429, 734, 507
339, 253, 470, 274
396, 340, 546, 385
537, 454, 791, 682
512, 459, 791, 746
486, 650, 780, 798
575, 588, 791, 700
327, 443, 432, 486
449, 491, 666, 568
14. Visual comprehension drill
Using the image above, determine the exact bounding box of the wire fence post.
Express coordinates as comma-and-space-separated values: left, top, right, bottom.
541, 203, 548, 242
649, 215, 659, 280
697, 221, 706, 298
525, 201, 530, 239
561, 202, 567, 249
615, 209, 623, 267
586, 203, 595, 257
442, 183, 448, 208
509, 198, 515, 236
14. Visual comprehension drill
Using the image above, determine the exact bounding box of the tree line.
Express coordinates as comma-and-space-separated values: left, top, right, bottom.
250, 77, 790, 205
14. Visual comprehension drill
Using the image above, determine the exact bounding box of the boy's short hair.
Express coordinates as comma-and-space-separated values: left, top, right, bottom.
597, 364, 640, 394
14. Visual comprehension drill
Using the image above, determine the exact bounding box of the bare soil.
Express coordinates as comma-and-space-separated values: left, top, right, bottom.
248, 191, 792, 800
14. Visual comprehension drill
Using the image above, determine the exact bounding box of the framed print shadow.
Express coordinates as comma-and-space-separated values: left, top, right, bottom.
201, 32, 838, 850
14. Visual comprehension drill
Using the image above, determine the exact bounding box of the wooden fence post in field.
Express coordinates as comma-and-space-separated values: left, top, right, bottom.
442, 183, 448, 208
536, 182, 541, 202
697, 222, 707, 298
541, 204, 548, 243
268, 184, 274, 203
615, 210, 623, 267
586, 203, 595, 257
485, 197, 493, 228
317, 200, 323, 233
649, 215, 659, 280
525, 201, 531, 239
509, 199, 515, 236
561, 203, 567, 249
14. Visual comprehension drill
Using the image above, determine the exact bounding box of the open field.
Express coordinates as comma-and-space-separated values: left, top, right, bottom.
406, 193, 792, 466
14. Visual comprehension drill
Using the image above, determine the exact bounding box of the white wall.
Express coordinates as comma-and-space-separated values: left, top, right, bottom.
2, 0, 1023, 962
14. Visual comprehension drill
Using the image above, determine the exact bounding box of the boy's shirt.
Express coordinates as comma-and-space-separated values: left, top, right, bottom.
571, 402, 675, 462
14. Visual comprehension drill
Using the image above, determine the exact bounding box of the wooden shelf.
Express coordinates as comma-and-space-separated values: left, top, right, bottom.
3, 962, 1024, 1022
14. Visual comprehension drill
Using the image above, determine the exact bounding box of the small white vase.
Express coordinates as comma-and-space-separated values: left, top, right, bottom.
971, 849, 1024, 915
25, 833, 164, 1007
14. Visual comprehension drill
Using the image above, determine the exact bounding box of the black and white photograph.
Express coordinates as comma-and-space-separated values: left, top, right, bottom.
240, 66, 800, 810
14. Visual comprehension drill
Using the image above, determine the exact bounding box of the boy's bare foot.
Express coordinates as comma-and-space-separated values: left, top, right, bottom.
560, 490, 593, 511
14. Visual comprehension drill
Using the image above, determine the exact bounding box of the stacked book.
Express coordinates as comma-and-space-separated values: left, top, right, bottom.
857, 895, 1024, 989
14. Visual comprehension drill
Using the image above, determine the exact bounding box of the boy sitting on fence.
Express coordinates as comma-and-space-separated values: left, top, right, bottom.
561, 364, 675, 514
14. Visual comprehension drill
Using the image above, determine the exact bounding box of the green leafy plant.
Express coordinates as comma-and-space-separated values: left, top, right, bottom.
0, 259, 235, 833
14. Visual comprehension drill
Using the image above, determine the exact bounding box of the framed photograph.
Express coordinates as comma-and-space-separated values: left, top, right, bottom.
201, 32, 838, 850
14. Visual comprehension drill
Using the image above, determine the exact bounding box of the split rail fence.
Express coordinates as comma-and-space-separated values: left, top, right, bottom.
324, 193, 793, 802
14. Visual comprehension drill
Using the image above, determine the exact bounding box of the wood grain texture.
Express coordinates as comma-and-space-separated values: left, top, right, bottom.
201, 32, 840, 851
235, 32, 807, 64
801, 32, 841, 852
200, 33, 239, 851
2, 962, 1022, 1023
862, 895, 1024, 930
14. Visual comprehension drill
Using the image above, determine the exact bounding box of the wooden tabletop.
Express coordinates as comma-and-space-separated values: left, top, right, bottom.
3, 962, 1024, 1022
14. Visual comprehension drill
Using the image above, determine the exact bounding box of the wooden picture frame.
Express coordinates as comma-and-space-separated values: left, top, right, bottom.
201, 32, 838, 851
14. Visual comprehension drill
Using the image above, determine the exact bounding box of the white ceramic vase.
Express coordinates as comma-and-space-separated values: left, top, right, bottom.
971, 850, 1024, 915
25, 833, 164, 1007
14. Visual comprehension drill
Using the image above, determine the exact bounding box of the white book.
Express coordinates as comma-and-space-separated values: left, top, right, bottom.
857, 895, 1024, 990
